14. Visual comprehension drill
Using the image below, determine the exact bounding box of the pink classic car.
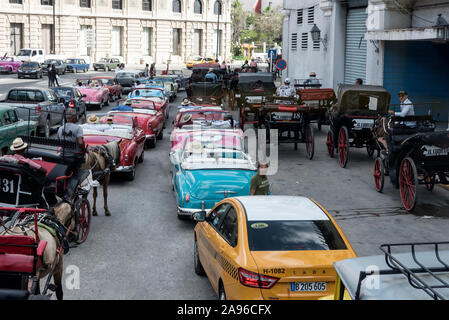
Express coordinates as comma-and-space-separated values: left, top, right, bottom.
0, 57, 22, 74
170, 107, 239, 151
75, 78, 110, 110
171, 128, 244, 153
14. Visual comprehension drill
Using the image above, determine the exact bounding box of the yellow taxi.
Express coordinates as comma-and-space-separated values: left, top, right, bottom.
186, 55, 204, 69
193, 196, 357, 300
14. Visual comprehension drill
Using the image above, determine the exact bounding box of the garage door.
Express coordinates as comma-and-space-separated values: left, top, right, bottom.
344, 7, 367, 84
383, 41, 449, 122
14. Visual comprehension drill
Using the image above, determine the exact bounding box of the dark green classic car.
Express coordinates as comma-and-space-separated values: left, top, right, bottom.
0, 106, 37, 155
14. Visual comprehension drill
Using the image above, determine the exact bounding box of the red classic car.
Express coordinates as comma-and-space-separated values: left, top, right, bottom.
128, 87, 170, 120
75, 78, 110, 110
81, 114, 145, 180
0, 57, 22, 73
90, 76, 123, 102
110, 99, 165, 149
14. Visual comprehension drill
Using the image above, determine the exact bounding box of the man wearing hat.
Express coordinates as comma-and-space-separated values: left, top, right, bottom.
276, 78, 296, 98
179, 113, 193, 128
4, 138, 47, 174
389, 90, 415, 127
303, 72, 321, 87
250, 160, 270, 195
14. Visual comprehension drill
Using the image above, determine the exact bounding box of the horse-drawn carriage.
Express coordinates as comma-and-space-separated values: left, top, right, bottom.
189, 82, 224, 106
326, 85, 390, 168
372, 114, 449, 211
0, 134, 94, 299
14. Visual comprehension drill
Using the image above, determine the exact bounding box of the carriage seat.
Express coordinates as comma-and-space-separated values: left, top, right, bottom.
0, 289, 30, 300
0, 235, 37, 274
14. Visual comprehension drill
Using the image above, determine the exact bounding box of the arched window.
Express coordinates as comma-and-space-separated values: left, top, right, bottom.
173, 0, 181, 13
214, 0, 222, 15
193, 0, 202, 14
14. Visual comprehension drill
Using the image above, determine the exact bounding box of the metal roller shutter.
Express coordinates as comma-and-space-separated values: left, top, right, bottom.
344, 7, 367, 84
383, 41, 449, 121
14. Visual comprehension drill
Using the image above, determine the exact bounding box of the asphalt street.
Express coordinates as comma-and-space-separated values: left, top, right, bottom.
1, 70, 449, 299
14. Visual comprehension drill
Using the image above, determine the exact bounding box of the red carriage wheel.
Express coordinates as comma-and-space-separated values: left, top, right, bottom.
399, 157, 418, 212
338, 126, 349, 168
305, 125, 314, 160
76, 199, 91, 244
424, 173, 436, 191
326, 130, 334, 157
373, 157, 385, 192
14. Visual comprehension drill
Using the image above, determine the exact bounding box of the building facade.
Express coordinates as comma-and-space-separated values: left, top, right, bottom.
282, 0, 449, 120
1, 0, 232, 65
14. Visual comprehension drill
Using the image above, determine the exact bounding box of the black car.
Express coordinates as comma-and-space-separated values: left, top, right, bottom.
52, 87, 87, 120
114, 71, 140, 94
17, 62, 43, 79
42, 59, 67, 75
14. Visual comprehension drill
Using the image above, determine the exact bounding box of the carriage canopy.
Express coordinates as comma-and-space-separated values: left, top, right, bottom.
336, 85, 390, 115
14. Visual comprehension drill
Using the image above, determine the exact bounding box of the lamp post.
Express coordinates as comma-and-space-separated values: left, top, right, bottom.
216, 3, 220, 62
52, 0, 56, 54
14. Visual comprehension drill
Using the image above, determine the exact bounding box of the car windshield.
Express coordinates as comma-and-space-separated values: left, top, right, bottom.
130, 89, 163, 98
17, 49, 31, 56
66, 59, 76, 64
52, 88, 73, 97
246, 220, 347, 251
22, 62, 38, 68
44, 60, 59, 64
154, 77, 172, 83
116, 72, 135, 78
99, 58, 108, 62
184, 134, 243, 151
95, 79, 113, 85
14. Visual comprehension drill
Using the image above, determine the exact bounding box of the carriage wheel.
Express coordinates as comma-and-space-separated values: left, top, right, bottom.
338, 127, 349, 168
326, 131, 334, 158
399, 157, 418, 212
76, 199, 91, 244
424, 173, 436, 192
305, 125, 315, 160
373, 157, 385, 192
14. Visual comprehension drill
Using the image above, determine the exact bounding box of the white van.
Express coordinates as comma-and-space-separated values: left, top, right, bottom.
15, 48, 46, 63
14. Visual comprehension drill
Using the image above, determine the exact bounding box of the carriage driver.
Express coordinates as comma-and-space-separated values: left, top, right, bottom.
276, 78, 296, 98
57, 108, 86, 201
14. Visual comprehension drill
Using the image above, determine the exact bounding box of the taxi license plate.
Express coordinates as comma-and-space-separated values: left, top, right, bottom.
290, 282, 327, 292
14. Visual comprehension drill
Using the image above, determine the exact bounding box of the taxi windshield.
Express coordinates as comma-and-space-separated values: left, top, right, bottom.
246, 220, 347, 251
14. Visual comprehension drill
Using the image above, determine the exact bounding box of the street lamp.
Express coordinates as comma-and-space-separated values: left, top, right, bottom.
310, 24, 327, 50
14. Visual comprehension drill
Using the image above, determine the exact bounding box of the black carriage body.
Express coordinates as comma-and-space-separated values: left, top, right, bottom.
329, 85, 390, 148
190, 82, 223, 105
387, 128, 449, 187
233, 73, 277, 110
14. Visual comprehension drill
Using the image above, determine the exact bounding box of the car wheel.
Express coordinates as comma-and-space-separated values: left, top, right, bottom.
106, 66, 109, 72
156, 129, 163, 140
94, 68, 98, 71
138, 150, 144, 163
105, 98, 109, 106
126, 163, 136, 181
42, 118, 50, 138
147, 137, 156, 149
218, 284, 226, 300
99, 101, 104, 110
74, 68, 77, 74
194, 237, 206, 276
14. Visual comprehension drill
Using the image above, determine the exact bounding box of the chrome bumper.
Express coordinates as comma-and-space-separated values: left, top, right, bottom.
146, 134, 155, 140
114, 165, 133, 173
177, 206, 212, 217
85, 101, 102, 105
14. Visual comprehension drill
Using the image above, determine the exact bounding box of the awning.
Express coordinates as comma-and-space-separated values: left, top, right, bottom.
365, 26, 449, 41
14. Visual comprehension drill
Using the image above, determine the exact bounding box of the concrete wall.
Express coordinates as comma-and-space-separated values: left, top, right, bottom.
0, 0, 232, 65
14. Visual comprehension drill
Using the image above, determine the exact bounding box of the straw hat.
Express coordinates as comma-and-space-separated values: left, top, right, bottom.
186, 141, 203, 154
309, 72, 316, 77
10, 137, 28, 151
181, 98, 191, 106
182, 113, 192, 123
106, 115, 114, 124
87, 114, 99, 124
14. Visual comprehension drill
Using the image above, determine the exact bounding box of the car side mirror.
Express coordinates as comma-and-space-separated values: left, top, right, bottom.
193, 211, 207, 222
82, 94, 87, 98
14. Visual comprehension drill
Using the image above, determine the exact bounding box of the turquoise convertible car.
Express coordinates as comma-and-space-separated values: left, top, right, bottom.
170, 134, 257, 219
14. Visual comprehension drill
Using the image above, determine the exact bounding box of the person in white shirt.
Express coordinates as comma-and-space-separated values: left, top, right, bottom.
276, 78, 296, 97
388, 90, 416, 127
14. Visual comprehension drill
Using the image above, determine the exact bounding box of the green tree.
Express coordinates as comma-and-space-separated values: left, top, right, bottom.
231, 0, 248, 45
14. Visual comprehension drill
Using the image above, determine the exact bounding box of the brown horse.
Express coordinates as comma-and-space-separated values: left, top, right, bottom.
1, 202, 73, 300
82, 149, 112, 216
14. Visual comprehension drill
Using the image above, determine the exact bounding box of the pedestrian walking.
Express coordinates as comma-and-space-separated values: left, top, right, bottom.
150, 62, 156, 79
250, 161, 270, 195
50, 64, 59, 87
144, 63, 150, 77
47, 64, 54, 87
